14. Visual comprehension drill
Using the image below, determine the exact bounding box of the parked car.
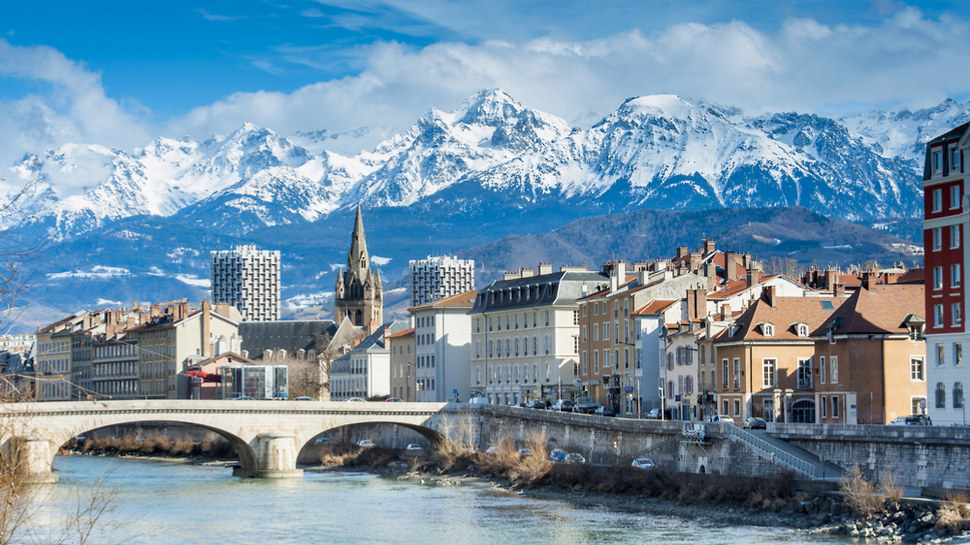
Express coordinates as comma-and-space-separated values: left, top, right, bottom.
347, 397, 366, 402
551, 399, 575, 412
518, 448, 534, 457
712, 414, 735, 424
645, 408, 662, 419
548, 448, 568, 462
889, 415, 933, 426
314, 436, 333, 445
357, 439, 376, 448
468, 397, 490, 404
631, 457, 656, 470
742, 417, 767, 429
293, 396, 315, 401
485, 445, 497, 455
405, 443, 423, 451
232, 395, 255, 400
594, 406, 617, 417
525, 400, 546, 410
386, 397, 404, 402
564, 452, 586, 464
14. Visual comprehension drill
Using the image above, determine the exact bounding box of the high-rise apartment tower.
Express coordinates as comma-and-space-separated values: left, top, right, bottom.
211, 245, 281, 321
408, 255, 475, 307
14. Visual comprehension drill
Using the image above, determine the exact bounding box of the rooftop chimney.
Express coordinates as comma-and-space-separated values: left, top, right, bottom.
704, 239, 716, 255
720, 303, 731, 321
725, 252, 742, 281
686, 288, 707, 321
746, 266, 762, 288
676, 246, 689, 259
833, 282, 845, 298
538, 262, 552, 275
762, 285, 777, 308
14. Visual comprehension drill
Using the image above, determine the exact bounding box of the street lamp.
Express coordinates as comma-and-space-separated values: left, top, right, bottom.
659, 386, 665, 421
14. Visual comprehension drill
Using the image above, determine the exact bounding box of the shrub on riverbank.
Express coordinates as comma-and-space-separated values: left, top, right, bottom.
68, 434, 234, 458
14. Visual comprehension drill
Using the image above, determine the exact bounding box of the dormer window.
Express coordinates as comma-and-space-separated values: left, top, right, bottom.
761, 323, 774, 337
796, 324, 809, 337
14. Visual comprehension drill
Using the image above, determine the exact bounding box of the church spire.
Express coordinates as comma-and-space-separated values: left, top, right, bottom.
348, 202, 369, 274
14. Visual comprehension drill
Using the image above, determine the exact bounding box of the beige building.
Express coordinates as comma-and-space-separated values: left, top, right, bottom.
469, 265, 607, 406
127, 301, 242, 399
388, 328, 415, 401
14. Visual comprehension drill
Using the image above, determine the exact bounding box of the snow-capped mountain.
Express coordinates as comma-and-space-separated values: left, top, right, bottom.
4, 88, 960, 242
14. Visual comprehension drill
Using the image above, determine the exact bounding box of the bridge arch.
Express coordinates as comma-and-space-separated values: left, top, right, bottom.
297, 420, 447, 454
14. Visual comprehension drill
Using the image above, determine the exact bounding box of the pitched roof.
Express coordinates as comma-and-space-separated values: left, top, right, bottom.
632, 299, 678, 316
821, 284, 925, 335
718, 295, 843, 342
409, 289, 478, 311
386, 328, 414, 339
239, 320, 337, 356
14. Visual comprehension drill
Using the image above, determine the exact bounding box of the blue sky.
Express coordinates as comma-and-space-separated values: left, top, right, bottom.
1, 0, 969, 165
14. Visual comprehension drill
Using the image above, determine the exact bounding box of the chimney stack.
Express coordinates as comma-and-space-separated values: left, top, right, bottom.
833, 282, 845, 298
725, 252, 742, 281
704, 239, 716, 255
762, 285, 777, 308
686, 288, 707, 321
720, 303, 731, 321
746, 266, 762, 288
538, 262, 552, 275
676, 246, 689, 259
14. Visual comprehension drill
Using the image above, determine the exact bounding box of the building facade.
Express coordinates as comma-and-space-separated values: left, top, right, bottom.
924, 122, 970, 425
334, 205, 383, 333
410, 289, 476, 403
211, 245, 281, 321
408, 255, 475, 307
387, 328, 415, 401
469, 265, 607, 406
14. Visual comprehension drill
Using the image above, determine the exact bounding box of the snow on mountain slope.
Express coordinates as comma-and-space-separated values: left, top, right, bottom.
840, 98, 970, 162
3, 89, 959, 241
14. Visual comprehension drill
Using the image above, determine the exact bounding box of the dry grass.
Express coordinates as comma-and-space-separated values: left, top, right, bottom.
840, 466, 887, 517
71, 434, 234, 458
880, 472, 904, 503
936, 492, 970, 533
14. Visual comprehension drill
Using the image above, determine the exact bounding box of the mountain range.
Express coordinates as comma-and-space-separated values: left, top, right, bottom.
2, 89, 964, 332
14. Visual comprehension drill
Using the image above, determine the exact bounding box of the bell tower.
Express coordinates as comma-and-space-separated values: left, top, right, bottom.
334, 204, 383, 332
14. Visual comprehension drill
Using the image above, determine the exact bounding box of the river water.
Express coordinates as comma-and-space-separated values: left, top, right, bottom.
29, 455, 847, 545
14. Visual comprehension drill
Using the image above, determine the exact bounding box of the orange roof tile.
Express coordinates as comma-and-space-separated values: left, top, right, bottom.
409, 289, 478, 311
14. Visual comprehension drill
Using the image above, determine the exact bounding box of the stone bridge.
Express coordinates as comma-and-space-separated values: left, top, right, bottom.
1, 400, 479, 482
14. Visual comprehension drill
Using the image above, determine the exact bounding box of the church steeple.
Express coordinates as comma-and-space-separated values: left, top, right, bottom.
333, 203, 383, 333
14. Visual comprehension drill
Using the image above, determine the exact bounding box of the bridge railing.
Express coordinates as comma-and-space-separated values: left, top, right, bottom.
725, 424, 818, 479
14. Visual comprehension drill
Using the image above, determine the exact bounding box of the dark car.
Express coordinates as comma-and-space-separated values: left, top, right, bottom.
551, 399, 574, 412
548, 448, 568, 462
594, 406, 617, 417
525, 400, 546, 410
742, 417, 767, 429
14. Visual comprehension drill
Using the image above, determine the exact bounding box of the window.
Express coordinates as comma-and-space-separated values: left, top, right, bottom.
603, 323, 610, 341
821, 396, 827, 418
593, 350, 599, 373
955, 383, 965, 409
911, 356, 925, 381
956, 343, 964, 366
953, 264, 962, 288
582, 305, 587, 317
952, 225, 961, 249
573, 310, 579, 325
936, 382, 946, 409
953, 303, 962, 327
934, 150, 943, 173
937, 344, 945, 366
819, 356, 826, 384
582, 325, 587, 342
832, 397, 839, 419
913, 397, 926, 415
934, 266, 944, 290
544, 335, 550, 355
762, 323, 774, 337
797, 358, 813, 389
733, 399, 741, 417
797, 324, 808, 337
933, 228, 942, 251
935, 304, 945, 328
722, 359, 729, 389
762, 358, 776, 388
933, 188, 943, 212
593, 324, 599, 341
582, 352, 588, 375
953, 148, 962, 173
830, 355, 838, 383
722, 400, 728, 415
732, 358, 740, 389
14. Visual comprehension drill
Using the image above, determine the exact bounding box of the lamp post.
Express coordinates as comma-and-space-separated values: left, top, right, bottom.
659, 386, 665, 421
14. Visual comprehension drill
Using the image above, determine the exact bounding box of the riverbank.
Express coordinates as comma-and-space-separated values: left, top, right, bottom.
310, 445, 970, 545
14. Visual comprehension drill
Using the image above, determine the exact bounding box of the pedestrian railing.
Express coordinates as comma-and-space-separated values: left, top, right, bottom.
725, 424, 818, 478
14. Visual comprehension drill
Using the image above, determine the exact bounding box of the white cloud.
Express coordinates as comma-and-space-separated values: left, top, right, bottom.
167, 9, 970, 152
371, 255, 391, 266
0, 39, 151, 176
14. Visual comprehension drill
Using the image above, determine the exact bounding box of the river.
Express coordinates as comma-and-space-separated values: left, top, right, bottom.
27, 455, 847, 544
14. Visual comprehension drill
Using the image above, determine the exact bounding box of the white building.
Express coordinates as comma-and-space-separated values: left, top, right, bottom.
211, 245, 281, 321
410, 290, 476, 402
329, 321, 409, 401
469, 266, 607, 406
409, 255, 475, 307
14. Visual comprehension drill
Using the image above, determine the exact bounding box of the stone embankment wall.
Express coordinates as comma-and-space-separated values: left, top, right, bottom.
468, 407, 970, 488
768, 423, 970, 489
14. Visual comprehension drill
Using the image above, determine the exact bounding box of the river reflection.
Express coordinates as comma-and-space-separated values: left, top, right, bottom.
32, 456, 847, 545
